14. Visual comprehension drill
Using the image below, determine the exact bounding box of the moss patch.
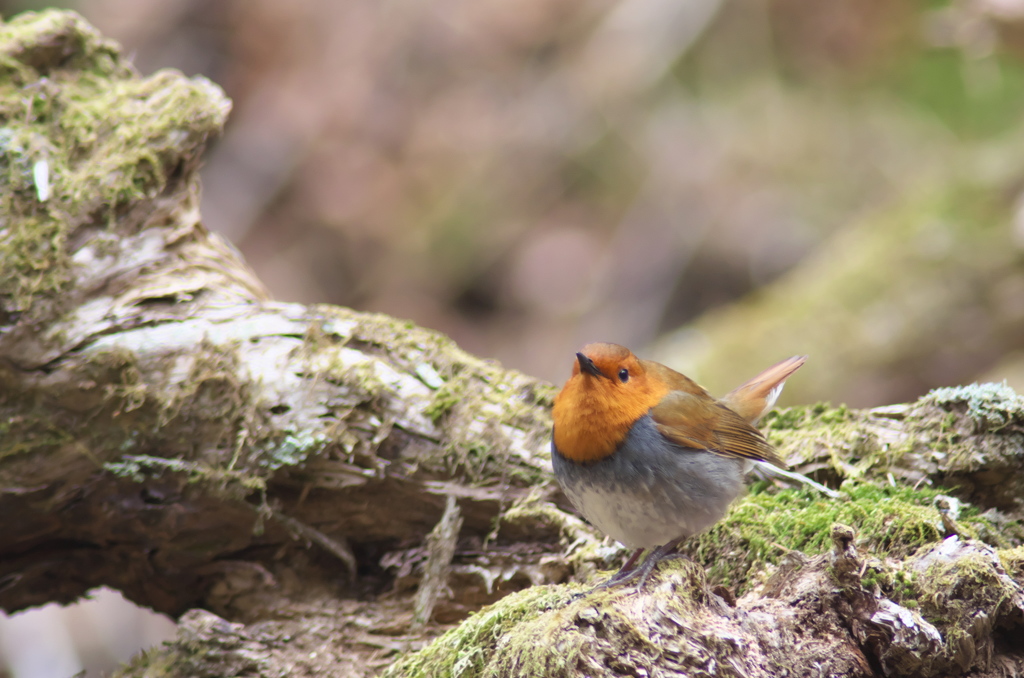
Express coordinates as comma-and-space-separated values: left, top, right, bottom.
0, 10, 229, 319
310, 306, 556, 488
998, 545, 1024, 584
684, 480, 1006, 592
104, 454, 266, 501
915, 548, 1017, 625
898, 538, 1024, 673
385, 585, 578, 678
424, 378, 467, 423
387, 559, 717, 678
761, 402, 854, 431
760, 386, 1024, 518
924, 382, 1024, 433
760, 403, 891, 482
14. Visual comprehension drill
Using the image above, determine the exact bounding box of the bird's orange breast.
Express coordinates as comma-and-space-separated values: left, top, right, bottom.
552, 374, 670, 463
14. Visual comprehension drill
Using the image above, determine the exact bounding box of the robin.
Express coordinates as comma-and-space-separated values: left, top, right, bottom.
551, 343, 805, 587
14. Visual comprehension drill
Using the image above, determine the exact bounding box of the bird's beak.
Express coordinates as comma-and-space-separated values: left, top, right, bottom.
576, 352, 605, 378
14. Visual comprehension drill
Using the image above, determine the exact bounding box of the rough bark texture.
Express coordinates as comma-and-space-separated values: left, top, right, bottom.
1, 10, 1023, 678
0, 2, 558, 635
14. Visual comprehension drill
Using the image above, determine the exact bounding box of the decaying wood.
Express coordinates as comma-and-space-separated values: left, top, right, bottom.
412, 496, 463, 630
1, 10, 1023, 678
0, 7, 558, 626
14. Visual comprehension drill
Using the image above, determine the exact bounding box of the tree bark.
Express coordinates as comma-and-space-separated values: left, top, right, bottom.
1, 10, 1022, 678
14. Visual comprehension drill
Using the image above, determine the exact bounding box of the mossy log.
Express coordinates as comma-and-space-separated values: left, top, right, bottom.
1, 10, 1023, 678
0, 4, 558, 628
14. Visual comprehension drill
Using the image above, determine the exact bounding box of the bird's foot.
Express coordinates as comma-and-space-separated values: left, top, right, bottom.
631, 551, 691, 592
574, 540, 688, 597
570, 548, 646, 599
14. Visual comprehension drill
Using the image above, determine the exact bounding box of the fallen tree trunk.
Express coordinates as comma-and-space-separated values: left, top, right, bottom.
1, 10, 1022, 678
0, 3, 561, 636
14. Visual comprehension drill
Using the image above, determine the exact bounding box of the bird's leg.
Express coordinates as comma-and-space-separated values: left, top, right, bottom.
586, 540, 687, 594
591, 547, 645, 589
575, 540, 692, 598
631, 537, 687, 591
569, 547, 648, 598
617, 547, 645, 576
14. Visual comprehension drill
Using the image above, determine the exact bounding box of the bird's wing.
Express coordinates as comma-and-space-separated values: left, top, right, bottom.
650, 391, 785, 467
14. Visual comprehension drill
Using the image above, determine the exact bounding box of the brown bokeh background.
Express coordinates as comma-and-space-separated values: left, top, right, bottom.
10, 0, 1024, 396
4, 0, 1024, 675
31, 0, 1024, 391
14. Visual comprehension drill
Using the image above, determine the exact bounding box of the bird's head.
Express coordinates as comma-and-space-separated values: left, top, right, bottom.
552, 343, 669, 462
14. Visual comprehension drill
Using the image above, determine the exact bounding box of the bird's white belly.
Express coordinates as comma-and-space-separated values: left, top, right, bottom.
565, 483, 725, 550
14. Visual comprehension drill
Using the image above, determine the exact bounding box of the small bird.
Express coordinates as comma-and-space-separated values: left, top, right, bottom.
551, 343, 806, 588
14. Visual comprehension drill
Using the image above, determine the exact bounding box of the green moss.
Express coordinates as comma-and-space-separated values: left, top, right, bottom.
0, 134, 75, 310
494, 495, 589, 546
425, 378, 467, 423
60, 70, 225, 206
0, 11, 124, 84
252, 430, 330, 471
111, 642, 178, 678
760, 402, 884, 481
0, 415, 74, 462
884, 566, 923, 605
998, 545, 1024, 584
388, 559, 714, 678
85, 339, 321, 475
0, 10, 229, 318
761, 402, 852, 431
305, 308, 534, 484
339, 359, 391, 400
903, 540, 1023, 667
385, 585, 578, 678
685, 480, 1000, 592
924, 382, 1024, 433
104, 454, 265, 500
457, 379, 554, 487
93, 347, 148, 415
499, 501, 570, 536
753, 387, 1024, 525
312, 307, 555, 487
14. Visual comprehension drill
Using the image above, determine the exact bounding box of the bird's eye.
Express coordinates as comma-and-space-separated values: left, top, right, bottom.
618, 368, 629, 383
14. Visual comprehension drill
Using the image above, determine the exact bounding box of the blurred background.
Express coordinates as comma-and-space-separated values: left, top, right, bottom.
4, 0, 1024, 675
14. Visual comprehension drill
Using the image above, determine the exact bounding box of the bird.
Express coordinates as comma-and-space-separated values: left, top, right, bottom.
550, 343, 806, 589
